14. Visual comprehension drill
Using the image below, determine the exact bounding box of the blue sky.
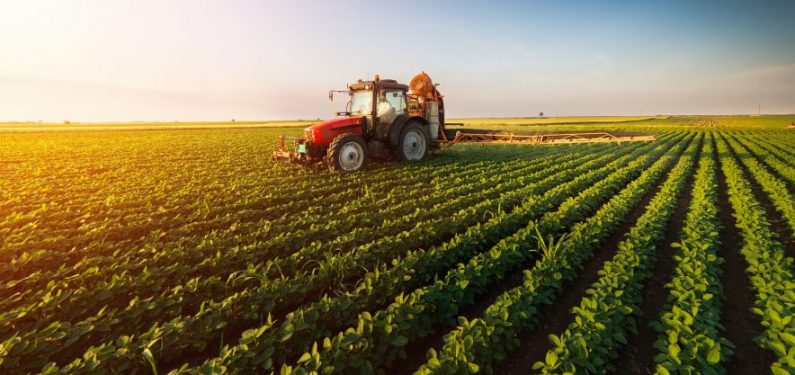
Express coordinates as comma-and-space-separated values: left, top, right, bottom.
1, 0, 793, 121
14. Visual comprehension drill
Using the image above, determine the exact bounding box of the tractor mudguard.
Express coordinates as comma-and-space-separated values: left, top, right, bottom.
388, 115, 428, 148
385, 114, 410, 145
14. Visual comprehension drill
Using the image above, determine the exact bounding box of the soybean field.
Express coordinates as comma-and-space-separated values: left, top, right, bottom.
1, 116, 794, 375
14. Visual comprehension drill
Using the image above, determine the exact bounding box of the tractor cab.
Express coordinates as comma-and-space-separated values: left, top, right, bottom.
274, 73, 446, 171
327, 77, 420, 145
341, 77, 409, 135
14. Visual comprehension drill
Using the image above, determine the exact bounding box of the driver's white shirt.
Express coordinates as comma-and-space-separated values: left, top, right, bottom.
377, 101, 395, 122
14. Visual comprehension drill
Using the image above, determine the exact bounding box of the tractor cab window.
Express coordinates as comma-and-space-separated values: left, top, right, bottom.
377, 90, 406, 124
381, 90, 406, 114
350, 90, 373, 115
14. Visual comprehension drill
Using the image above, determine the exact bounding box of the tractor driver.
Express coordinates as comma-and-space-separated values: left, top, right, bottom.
377, 90, 396, 124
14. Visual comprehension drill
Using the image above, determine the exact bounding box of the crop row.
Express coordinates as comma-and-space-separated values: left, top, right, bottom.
716, 135, 795, 374
739, 134, 795, 186
279, 134, 685, 374
0, 147, 597, 372
722, 133, 795, 236
12, 140, 662, 374
1, 138, 542, 286
652, 132, 732, 374
174, 134, 684, 375
414, 132, 697, 374
1, 150, 529, 301
533, 130, 699, 374
756, 134, 795, 159
0, 149, 555, 331
3, 138, 346, 277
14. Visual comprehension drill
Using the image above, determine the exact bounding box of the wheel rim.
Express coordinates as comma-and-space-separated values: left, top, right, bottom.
402, 129, 426, 161
339, 142, 364, 171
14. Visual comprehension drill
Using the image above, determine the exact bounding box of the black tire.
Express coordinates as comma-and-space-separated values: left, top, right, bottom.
326, 133, 368, 172
395, 122, 429, 161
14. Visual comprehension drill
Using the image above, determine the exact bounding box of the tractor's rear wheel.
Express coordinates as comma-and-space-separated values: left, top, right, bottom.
327, 134, 368, 172
396, 122, 428, 161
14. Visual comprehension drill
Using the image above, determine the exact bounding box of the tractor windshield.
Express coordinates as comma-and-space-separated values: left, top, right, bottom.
350, 90, 373, 115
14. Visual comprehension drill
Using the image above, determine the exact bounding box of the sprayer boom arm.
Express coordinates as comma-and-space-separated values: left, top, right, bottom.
446, 131, 655, 145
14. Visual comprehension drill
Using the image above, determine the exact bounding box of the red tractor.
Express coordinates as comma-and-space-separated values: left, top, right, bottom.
274, 72, 447, 171
274, 72, 657, 172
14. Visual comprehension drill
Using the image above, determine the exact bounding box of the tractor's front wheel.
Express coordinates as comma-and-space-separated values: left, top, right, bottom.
327, 134, 368, 172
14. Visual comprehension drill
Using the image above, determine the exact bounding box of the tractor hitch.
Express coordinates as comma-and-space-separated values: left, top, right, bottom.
272, 135, 319, 165
272, 135, 294, 161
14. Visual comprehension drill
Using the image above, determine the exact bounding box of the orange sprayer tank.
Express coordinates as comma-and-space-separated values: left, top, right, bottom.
409, 71, 441, 100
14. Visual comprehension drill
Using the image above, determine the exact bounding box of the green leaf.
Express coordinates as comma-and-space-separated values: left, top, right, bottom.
393, 335, 409, 347
771, 341, 787, 357
668, 343, 680, 359
40, 363, 60, 375
707, 345, 720, 364
297, 352, 312, 364
549, 333, 563, 347
142, 348, 158, 375
546, 350, 558, 366
781, 332, 795, 346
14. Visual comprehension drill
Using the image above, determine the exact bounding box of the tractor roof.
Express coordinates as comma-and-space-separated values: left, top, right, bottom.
349, 79, 408, 92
